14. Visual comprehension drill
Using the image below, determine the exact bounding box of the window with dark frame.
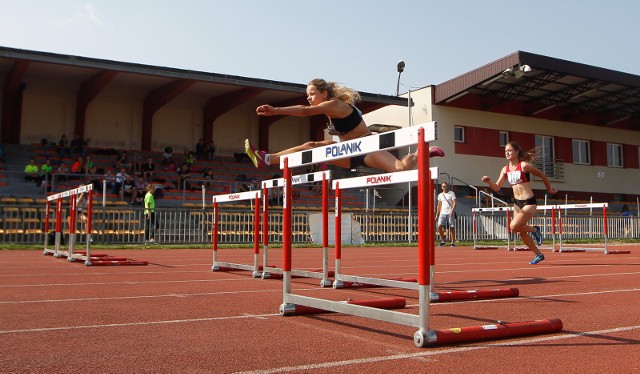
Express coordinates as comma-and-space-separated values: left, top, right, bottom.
454, 126, 464, 143
607, 143, 623, 167
572, 139, 590, 165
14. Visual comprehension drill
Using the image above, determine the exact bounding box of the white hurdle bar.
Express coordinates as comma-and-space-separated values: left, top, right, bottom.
278, 122, 562, 347
280, 122, 438, 168
211, 190, 262, 277
330, 168, 438, 292
43, 184, 94, 265
260, 170, 333, 286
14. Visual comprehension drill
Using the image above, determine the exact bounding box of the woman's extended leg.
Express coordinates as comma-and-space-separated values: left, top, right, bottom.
510, 206, 545, 263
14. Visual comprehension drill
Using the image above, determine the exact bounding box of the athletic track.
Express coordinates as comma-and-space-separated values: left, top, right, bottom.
1, 245, 639, 373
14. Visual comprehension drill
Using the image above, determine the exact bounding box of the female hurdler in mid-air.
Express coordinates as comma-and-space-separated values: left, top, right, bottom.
482, 141, 558, 264
245, 78, 444, 172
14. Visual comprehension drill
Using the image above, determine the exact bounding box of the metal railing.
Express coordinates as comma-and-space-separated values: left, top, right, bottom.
1, 204, 637, 245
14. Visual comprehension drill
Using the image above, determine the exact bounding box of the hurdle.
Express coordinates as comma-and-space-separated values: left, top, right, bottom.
42, 184, 148, 266
211, 189, 263, 277
472, 205, 556, 252
555, 202, 628, 254
277, 122, 561, 347
260, 170, 333, 286
43, 184, 94, 265
332, 168, 518, 301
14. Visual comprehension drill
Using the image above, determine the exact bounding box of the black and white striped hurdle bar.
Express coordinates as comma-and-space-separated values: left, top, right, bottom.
47, 184, 93, 201
331, 168, 439, 190
280, 121, 438, 169
261, 170, 332, 190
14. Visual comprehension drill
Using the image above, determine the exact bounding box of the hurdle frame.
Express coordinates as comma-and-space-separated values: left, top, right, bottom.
210, 189, 262, 277
276, 122, 562, 347
554, 202, 617, 254
43, 184, 94, 265
330, 168, 437, 291
472, 205, 559, 252
260, 170, 333, 286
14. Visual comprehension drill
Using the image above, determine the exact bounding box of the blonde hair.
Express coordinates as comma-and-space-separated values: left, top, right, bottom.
507, 141, 536, 163
308, 78, 361, 105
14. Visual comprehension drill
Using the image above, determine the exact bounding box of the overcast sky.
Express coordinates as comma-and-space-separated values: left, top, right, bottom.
1, 1, 638, 95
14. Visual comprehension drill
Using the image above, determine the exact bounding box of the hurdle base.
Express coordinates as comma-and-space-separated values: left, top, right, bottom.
414, 318, 563, 348
280, 297, 407, 316
430, 288, 519, 302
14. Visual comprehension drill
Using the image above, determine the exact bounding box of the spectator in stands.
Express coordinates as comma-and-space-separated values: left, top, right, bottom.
130, 150, 142, 175
71, 156, 84, 175
132, 176, 147, 205
161, 146, 174, 169
177, 163, 192, 191
121, 174, 136, 203
207, 140, 216, 161
142, 157, 156, 182
70, 134, 88, 156
41, 158, 54, 186
202, 168, 215, 188
87, 166, 103, 193
57, 163, 70, 183
83, 155, 94, 175
57, 134, 70, 159
235, 174, 250, 192
268, 173, 283, 206
115, 151, 131, 172
144, 184, 156, 244
195, 138, 206, 160
112, 168, 128, 195
103, 169, 116, 193
184, 149, 195, 166
24, 159, 43, 185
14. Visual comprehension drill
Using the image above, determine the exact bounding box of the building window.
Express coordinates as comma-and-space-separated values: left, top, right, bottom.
607, 143, 623, 167
499, 131, 509, 147
454, 126, 464, 143
535, 135, 555, 178
572, 139, 590, 165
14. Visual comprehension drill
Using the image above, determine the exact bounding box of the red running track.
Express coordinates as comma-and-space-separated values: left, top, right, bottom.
1, 245, 639, 373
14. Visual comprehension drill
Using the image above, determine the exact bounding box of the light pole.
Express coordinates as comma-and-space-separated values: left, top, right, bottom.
396, 60, 405, 96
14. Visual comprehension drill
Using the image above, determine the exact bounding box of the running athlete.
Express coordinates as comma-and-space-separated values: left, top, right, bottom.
481, 141, 557, 264
246, 78, 444, 172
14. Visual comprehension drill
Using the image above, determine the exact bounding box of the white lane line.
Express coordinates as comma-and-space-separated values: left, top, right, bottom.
0, 313, 281, 334
2, 288, 638, 334
232, 325, 640, 374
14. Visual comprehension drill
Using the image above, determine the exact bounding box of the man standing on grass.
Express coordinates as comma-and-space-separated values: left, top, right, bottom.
144, 184, 156, 244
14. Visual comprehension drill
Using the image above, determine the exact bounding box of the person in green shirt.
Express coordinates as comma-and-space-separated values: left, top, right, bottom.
144, 184, 156, 244
24, 159, 43, 185
40, 158, 53, 186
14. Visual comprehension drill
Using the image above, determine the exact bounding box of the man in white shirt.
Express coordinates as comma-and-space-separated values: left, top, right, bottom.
436, 182, 457, 247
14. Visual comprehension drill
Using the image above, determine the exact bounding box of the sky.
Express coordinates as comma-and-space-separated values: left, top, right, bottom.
1, 1, 639, 96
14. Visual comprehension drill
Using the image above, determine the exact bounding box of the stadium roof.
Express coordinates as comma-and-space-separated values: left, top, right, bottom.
434, 51, 640, 132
